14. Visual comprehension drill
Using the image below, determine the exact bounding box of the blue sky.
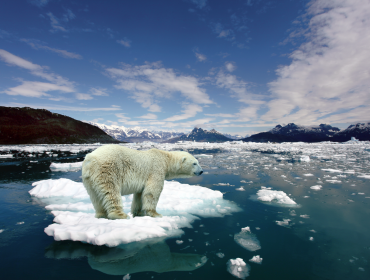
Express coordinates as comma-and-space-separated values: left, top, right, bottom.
1, 0, 369, 136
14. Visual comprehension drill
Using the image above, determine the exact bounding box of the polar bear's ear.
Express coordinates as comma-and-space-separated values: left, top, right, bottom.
182, 157, 187, 163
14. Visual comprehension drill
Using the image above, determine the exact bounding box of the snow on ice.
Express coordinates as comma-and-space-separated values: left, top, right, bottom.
227, 258, 250, 279
234, 227, 261, 252
29, 178, 241, 246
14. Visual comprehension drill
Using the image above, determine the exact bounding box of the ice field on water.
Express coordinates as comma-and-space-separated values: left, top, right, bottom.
0, 141, 370, 280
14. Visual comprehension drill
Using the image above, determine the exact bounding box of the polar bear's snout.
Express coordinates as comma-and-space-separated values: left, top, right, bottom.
194, 163, 203, 176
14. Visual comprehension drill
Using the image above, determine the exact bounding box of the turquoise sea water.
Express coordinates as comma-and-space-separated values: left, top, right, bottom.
0, 143, 369, 280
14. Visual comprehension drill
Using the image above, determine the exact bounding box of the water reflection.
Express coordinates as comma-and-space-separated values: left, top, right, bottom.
45, 239, 207, 275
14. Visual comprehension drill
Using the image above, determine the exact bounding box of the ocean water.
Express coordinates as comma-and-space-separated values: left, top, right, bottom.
0, 142, 369, 280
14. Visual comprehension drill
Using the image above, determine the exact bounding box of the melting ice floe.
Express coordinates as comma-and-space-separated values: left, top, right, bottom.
49, 162, 83, 172
249, 255, 262, 264
234, 227, 261, 252
254, 187, 298, 207
29, 178, 241, 247
310, 185, 322, 190
227, 258, 250, 279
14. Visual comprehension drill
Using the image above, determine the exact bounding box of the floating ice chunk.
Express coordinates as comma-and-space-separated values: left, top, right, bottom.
240, 180, 247, 183
309, 237, 314, 241
176, 240, 183, 244
0, 154, 13, 158
310, 185, 322, 190
29, 179, 241, 246
358, 193, 365, 195
249, 255, 262, 264
50, 162, 83, 172
256, 188, 297, 205
326, 180, 342, 184
234, 227, 261, 252
322, 169, 342, 173
227, 258, 250, 279
275, 219, 291, 227
195, 154, 213, 158
299, 156, 310, 162
216, 252, 225, 258
0, 229, 4, 233
236, 187, 245, 191
304, 174, 314, 176
213, 183, 234, 186
358, 267, 365, 271
16, 222, 24, 225
358, 174, 370, 179
123, 274, 130, 280
300, 214, 310, 219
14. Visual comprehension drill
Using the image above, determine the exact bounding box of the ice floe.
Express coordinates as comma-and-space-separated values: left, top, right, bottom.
227, 258, 250, 279
49, 162, 83, 172
29, 178, 241, 246
310, 185, 322, 190
234, 227, 261, 252
249, 255, 262, 264
255, 187, 297, 206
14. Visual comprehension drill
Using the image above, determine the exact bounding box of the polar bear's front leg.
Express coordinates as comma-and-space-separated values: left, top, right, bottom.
138, 181, 163, 218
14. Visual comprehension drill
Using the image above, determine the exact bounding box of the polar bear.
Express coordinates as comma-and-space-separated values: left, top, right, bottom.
82, 145, 203, 220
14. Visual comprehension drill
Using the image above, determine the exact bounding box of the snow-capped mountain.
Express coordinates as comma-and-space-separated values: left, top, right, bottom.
88, 122, 185, 142
222, 133, 247, 140
165, 127, 233, 143
243, 122, 370, 142
243, 123, 341, 143
333, 122, 370, 141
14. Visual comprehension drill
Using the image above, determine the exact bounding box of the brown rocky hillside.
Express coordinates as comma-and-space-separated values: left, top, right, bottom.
0, 106, 122, 144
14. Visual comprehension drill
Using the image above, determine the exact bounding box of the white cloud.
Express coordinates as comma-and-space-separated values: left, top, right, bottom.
190, 0, 207, 9
164, 104, 203, 121
0, 49, 42, 71
90, 87, 109, 96
5, 103, 121, 112
0, 49, 73, 87
205, 113, 235, 118
2, 81, 74, 98
138, 113, 157, 119
215, 70, 264, 105
29, 0, 51, 7
21, 39, 82, 59
195, 52, 207, 62
62, 9, 75, 22
46, 12, 67, 33
106, 62, 212, 112
265, 0, 370, 125
75, 93, 93, 100
117, 39, 131, 48
225, 61, 236, 72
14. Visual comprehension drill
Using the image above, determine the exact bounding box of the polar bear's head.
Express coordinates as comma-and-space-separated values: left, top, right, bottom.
168, 151, 203, 179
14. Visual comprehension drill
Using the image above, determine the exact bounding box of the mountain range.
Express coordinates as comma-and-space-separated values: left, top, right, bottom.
89, 122, 245, 143
0, 107, 120, 144
242, 123, 370, 142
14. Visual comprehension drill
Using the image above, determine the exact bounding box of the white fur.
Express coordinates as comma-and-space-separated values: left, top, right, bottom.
82, 145, 203, 219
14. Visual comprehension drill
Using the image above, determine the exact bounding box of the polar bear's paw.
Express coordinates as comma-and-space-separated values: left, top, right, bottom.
107, 211, 129, 220
134, 210, 163, 218
95, 212, 107, 219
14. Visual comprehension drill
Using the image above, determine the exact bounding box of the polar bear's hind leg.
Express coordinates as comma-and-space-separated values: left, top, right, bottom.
99, 181, 128, 220
131, 192, 143, 217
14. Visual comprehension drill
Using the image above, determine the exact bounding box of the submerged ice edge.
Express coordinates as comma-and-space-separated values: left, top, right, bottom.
29, 178, 241, 246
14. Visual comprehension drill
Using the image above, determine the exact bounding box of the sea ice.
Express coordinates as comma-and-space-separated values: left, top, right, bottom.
249, 255, 262, 264
227, 258, 250, 279
256, 188, 297, 205
299, 155, 310, 162
310, 185, 322, 190
49, 162, 83, 172
275, 219, 291, 227
29, 178, 241, 246
216, 252, 225, 258
234, 227, 261, 252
